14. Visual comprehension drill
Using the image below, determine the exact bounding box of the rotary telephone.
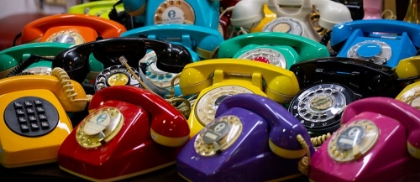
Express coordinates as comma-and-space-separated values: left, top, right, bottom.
229, 0, 352, 41
68, 0, 125, 19
0, 68, 89, 168
177, 93, 314, 181
58, 86, 189, 181
120, 0, 220, 30
217, 32, 329, 69
178, 59, 300, 138
288, 57, 420, 136
308, 97, 420, 181
18, 14, 126, 45
53, 37, 192, 97
121, 24, 223, 96
331, 19, 420, 68
332, 0, 364, 20
0, 42, 72, 79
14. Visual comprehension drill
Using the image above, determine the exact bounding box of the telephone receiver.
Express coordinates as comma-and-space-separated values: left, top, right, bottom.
0, 42, 73, 79
58, 86, 189, 181
177, 93, 314, 181
53, 37, 192, 85
331, 0, 364, 20
178, 59, 300, 137
289, 57, 411, 98
19, 14, 127, 45
217, 32, 330, 69
0, 70, 88, 168
331, 19, 420, 68
309, 97, 420, 181
69, 0, 125, 19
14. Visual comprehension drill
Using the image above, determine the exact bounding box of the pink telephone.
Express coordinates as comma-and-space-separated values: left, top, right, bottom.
309, 97, 420, 181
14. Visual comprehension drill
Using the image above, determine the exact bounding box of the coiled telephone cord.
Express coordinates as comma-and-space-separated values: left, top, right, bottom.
310, 132, 332, 147
118, 56, 192, 118
51, 67, 92, 103
296, 134, 311, 176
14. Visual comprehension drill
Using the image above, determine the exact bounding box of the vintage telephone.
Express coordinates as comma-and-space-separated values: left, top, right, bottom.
395, 56, 420, 83
0, 42, 73, 79
308, 97, 420, 181
68, 0, 125, 19
0, 68, 89, 168
332, 0, 364, 20
217, 32, 330, 69
362, 0, 383, 19
289, 57, 420, 137
19, 14, 126, 45
121, 24, 223, 96
177, 93, 314, 181
331, 19, 420, 68
178, 59, 300, 138
120, 0, 220, 30
229, 0, 352, 41
58, 86, 189, 181
53, 37, 192, 97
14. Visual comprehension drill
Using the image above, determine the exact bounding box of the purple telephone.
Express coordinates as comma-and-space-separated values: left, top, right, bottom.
176, 94, 314, 181
309, 97, 420, 181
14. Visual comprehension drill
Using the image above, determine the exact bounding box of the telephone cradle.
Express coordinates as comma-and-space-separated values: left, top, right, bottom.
177, 94, 314, 181
309, 97, 420, 181
57, 86, 190, 181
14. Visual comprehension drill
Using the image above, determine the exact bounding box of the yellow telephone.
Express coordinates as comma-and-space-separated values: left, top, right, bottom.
178, 59, 300, 138
0, 68, 89, 168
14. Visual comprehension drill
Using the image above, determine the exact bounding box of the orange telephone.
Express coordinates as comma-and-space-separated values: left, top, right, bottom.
58, 86, 190, 181
0, 68, 88, 168
19, 14, 127, 45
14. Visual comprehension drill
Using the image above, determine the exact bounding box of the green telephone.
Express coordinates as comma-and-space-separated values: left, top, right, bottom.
217, 32, 330, 69
0, 42, 73, 78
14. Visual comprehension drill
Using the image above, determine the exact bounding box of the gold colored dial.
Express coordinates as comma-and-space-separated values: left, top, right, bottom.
45, 30, 85, 45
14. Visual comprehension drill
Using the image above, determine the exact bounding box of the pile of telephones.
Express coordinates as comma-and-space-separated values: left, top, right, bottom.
0, 0, 420, 181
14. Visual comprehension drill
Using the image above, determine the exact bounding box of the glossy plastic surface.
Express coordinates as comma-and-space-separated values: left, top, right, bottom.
69, 0, 125, 19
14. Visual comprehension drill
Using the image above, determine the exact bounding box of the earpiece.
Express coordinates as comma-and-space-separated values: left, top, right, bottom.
216, 93, 314, 159
89, 86, 190, 147
341, 97, 420, 159
309, 0, 353, 30
122, 0, 147, 17
230, 0, 265, 29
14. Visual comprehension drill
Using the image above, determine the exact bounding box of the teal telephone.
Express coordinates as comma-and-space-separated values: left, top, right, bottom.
217, 32, 330, 69
0, 42, 73, 79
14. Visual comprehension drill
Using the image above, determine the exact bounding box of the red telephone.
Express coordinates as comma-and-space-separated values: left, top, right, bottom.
20, 14, 126, 45
57, 86, 190, 181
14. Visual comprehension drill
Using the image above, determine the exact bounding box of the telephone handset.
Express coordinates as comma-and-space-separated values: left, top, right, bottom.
177, 93, 314, 181
217, 32, 329, 69
0, 42, 73, 79
331, 0, 364, 20
178, 59, 300, 138
53, 37, 192, 93
289, 57, 406, 98
309, 97, 420, 181
68, 0, 125, 19
20, 14, 126, 45
0, 68, 88, 168
331, 19, 420, 68
58, 86, 189, 181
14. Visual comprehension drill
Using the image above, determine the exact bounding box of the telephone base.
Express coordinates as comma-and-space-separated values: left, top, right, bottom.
59, 161, 176, 182
1, 159, 57, 169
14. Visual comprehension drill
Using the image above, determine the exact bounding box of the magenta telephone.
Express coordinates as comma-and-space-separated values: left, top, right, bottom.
309, 97, 420, 181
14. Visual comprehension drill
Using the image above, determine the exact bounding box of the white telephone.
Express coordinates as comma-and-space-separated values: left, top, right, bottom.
230, 0, 352, 41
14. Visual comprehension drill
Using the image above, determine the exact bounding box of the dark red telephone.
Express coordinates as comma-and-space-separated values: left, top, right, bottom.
219, 0, 241, 39
57, 86, 190, 181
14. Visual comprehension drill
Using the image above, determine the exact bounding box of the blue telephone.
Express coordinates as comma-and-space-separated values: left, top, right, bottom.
121, 24, 224, 97
121, 0, 219, 30
331, 19, 420, 68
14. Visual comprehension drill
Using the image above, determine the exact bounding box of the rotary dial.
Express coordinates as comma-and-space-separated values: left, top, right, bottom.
139, 51, 179, 88
347, 40, 392, 65
94, 65, 141, 92
263, 17, 303, 36
328, 120, 379, 162
237, 48, 286, 68
45, 30, 85, 45
194, 86, 253, 126
22, 67, 52, 75
154, 0, 195, 24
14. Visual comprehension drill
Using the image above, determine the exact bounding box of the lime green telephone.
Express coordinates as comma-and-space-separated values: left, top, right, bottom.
178, 59, 300, 137
217, 32, 329, 69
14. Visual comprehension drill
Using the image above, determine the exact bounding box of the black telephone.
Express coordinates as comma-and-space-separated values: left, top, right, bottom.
52, 37, 192, 95
288, 57, 417, 136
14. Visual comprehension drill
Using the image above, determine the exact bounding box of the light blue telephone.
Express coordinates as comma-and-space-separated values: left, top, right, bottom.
331, 19, 420, 68
122, 0, 219, 30
121, 24, 224, 97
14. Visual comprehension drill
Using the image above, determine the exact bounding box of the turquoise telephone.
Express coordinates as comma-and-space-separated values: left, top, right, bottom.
217, 32, 330, 69
0, 42, 72, 79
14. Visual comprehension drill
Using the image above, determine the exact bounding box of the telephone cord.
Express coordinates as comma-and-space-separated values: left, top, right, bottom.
296, 134, 311, 176
310, 132, 331, 147
51, 67, 92, 103
118, 56, 192, 117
